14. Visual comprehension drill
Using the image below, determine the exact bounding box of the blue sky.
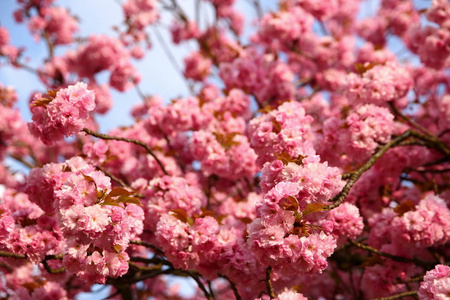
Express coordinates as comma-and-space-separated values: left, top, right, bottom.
0, 0, 273, 133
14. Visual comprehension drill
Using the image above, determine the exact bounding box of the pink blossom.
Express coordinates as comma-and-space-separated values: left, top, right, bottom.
220, 48, 295, 103
109, 61, 141, 92
170, 20, 199, 44
325, 203, 363, 240
0, 26, 10, 46
419, 264, 450, 300
184, 52, 212, 81
426, 0, 450, 26
345, 62, 413, 104
28, 6, 78, 45
28, 82, 96, 145
249, 101, 314, 166
0, 83, 18, 107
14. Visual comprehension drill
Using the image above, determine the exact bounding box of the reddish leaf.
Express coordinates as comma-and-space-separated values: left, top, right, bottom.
116, 195, 142, 206
108, 187, 133, 197
113, 244, 122, 254
279, 196, 299, 212
394, 200, 416, 216
302, 203, 326, 217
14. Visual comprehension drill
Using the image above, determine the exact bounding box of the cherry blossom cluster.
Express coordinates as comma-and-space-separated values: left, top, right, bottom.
24, 157, 144, 284
28, 82, 95, 145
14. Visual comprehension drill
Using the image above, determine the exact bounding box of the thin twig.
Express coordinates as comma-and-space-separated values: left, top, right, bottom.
396, 275, 424, 284
42, 260, 66, 274
438, 128, 450, 138
388, 102, 433, 137
221, 276, 242, 300
406, 167, 450, 174
96, 165, 130, 188
128, 261, 163, 271
409, 130, 450, 157
9, 154, 35, 169
152, 25, 194, 94
371, 290, 418, 300
326, 128, 450, 211
0, 251, 27, 259
325, 130, 414, 210
253, 0, 263, 19
129, 256, 171, 266
265, 267, 276, 299
129, 240, 165, 255
42, 31, 54, 58
42, 254, 66, 274
135, 84, 146, 101
186, 270, 214, 300
82, 128, 168, 175
348, 240, 434, 268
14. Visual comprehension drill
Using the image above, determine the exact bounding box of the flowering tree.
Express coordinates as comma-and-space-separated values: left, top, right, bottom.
0, 0, 449, 299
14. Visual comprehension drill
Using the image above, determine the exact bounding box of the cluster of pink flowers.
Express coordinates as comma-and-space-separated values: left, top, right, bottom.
24, 157, 144, 284
0, 188, 62, 264
28, 6, 78, 45
28, 82, 95, 145
368, 194, 450, 257
247, 151, 344, 277
249, 101, 314, 166
418, 264, 450, 300
323, 202, 363, 242
257, 290, 308, 300
0, 26, 20, 62
0, 83, 18, 107
257, 6, 314, 51
345, 62, 413, 104
142, 175, 206, 234
122, 0, 159, 45
171, 20, 200, 44
191, 130, 258, 180
259, 157, 344, 206
0, 84, 26, 159
405, 0, 450, 69
320, 104, 395, 165
68, 35, 141, 91
220, 48, 295, 104
184, 52, 213, 82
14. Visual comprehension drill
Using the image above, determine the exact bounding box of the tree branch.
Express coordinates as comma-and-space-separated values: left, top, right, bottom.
96, 165, 130, 188
325, 130, 414, 210
185, 270, 214, 300
388, 102, 433, 137
371, 290, 418, 300
348, 240, 434, 268
221, 275, 242, 300
129, 240, 164, 255
325, 128, 450, 211
82, 128, 168, 175
0, 251, 27, 259
265, 266, 276, 299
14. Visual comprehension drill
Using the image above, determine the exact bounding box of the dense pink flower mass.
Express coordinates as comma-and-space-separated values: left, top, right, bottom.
1, 0, 450, 299
419, 264, 450, 300
28, 82, 95, 145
